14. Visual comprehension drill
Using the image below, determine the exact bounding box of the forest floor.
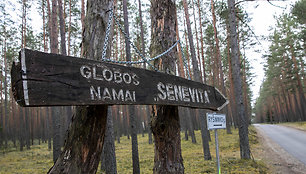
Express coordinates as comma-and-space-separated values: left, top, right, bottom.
254, 122, 306, 174
0, 126, 275, 174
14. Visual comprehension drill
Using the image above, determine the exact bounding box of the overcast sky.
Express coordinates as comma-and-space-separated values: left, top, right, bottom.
241, 0, 297, 104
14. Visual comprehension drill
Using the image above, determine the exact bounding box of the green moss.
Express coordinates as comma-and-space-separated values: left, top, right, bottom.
0, 126, 268, 173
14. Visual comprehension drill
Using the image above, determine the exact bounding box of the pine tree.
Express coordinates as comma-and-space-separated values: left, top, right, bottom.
48, 0, 111, 173
150, 0, 184, 173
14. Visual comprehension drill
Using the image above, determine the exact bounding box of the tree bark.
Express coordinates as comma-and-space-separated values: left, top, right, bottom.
197, 0, 206, 83
122, 0, 141, 173
58, 0, 67, 55
103, 107, 117, 174
227, 0, 250, 159
48, 0, 111, 173
183, 0, 212, 159
49, 0, 62, 163
138, 0, 146, 69
182, 0, 197, 145
150, 1, 184, 173
67, 0, 72, 55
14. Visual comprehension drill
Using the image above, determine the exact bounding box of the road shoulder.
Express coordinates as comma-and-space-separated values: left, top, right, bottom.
254, 125, 306, 174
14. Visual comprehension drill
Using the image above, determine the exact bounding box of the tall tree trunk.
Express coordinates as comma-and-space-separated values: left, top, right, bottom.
183, 0, 200, 82
49, 0, 62, 163
3, 40, 8, 149
210, 0, 221, 86
197, 0, 206, 83
226, 25, 237, 128
175, 15, 185, 78
42, 0, 47, 51
67, 0, 72, 55
58, 0, 67, 55
227, 0, 250, 159
122, 0, 141, 173
182, 0, 197, 144
80, 0, 85, 54
103, 107, 117, 173
150, 1, 184, 173
183, 0, 212, 159
22, 0, 27, 48
46, 107, 52, 150
19, 107, 25, 151
25, 108, 30, 150
289, 44, 306, 119
138, 0, 146, 69
210, 0, 231, 133
138, 0, 152, 145
48, 0, 111, 173
0, 67, 3, 149
192, 0, 202, 80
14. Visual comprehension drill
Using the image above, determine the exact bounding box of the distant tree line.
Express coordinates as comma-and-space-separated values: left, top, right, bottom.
254, 0, 306, 123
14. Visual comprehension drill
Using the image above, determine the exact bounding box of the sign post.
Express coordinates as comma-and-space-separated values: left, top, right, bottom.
207, 113, 226, 174
11, 49, 228, 110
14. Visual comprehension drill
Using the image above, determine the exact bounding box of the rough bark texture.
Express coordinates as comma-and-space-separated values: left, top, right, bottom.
122, 0, 140, 173
58, 0, 66, 55
48, 106, 108, 173
150, 0, 184, 173
48, 0, 111, 173
182, 0, 201, 83
50, 0, 62, 163
183, 0, 212, 160
103, 107, 117, 174
138, 0, 146, 69
51, 107, 61, 162
227, 0, 250, 159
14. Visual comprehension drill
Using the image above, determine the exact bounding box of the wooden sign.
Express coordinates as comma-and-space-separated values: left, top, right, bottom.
11, 49, 228, 111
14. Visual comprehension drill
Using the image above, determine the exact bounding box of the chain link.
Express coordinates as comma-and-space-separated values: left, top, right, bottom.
101, 7, 190, 76
101, 8, 114, 60
178, 40, 191, 80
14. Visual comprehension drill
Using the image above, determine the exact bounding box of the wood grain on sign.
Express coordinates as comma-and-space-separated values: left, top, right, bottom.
11, 49, 228, 111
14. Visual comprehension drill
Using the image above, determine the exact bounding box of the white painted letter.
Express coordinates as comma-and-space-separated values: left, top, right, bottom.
166, 83, 175, 101
80, 65, 92, 79
125, 90, 134, 102
204, 91, 210, 103
90, 86, 101, 100
92, 66, 104, 81
188, 88, 196, 102
114, 71, 123, 84
132, 74, 140, 86
112, 88, 124, 101
174, 85, 182, 101
182, 86, 190, 102
123, 73, 132, 84
102, 88, 112, 100
157, 82, 167, 100
103, 68, 113, 82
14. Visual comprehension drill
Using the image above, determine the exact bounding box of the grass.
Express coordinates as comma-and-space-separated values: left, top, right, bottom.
0, 126, 268, 174
278, 121, 306, 131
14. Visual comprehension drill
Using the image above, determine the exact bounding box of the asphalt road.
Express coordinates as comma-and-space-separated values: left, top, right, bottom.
254, 124, 306, 165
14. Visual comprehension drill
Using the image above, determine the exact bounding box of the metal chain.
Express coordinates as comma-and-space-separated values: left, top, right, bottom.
112, 13, 159, 71
101, 6, 114, 60
178, 40, 191, 80
101, 7, 191, 77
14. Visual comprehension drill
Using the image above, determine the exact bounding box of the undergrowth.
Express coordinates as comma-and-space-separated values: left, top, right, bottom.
0, 126, 268, 173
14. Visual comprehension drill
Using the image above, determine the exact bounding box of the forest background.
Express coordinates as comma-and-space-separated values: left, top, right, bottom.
0, 0, 305, 173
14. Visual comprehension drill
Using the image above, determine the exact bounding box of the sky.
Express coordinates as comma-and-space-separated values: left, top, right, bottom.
241, 0, 297, 104
8, 0, 298, 106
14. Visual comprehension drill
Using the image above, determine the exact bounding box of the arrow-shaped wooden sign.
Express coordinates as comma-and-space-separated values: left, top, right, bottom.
11, 49, 228, 111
